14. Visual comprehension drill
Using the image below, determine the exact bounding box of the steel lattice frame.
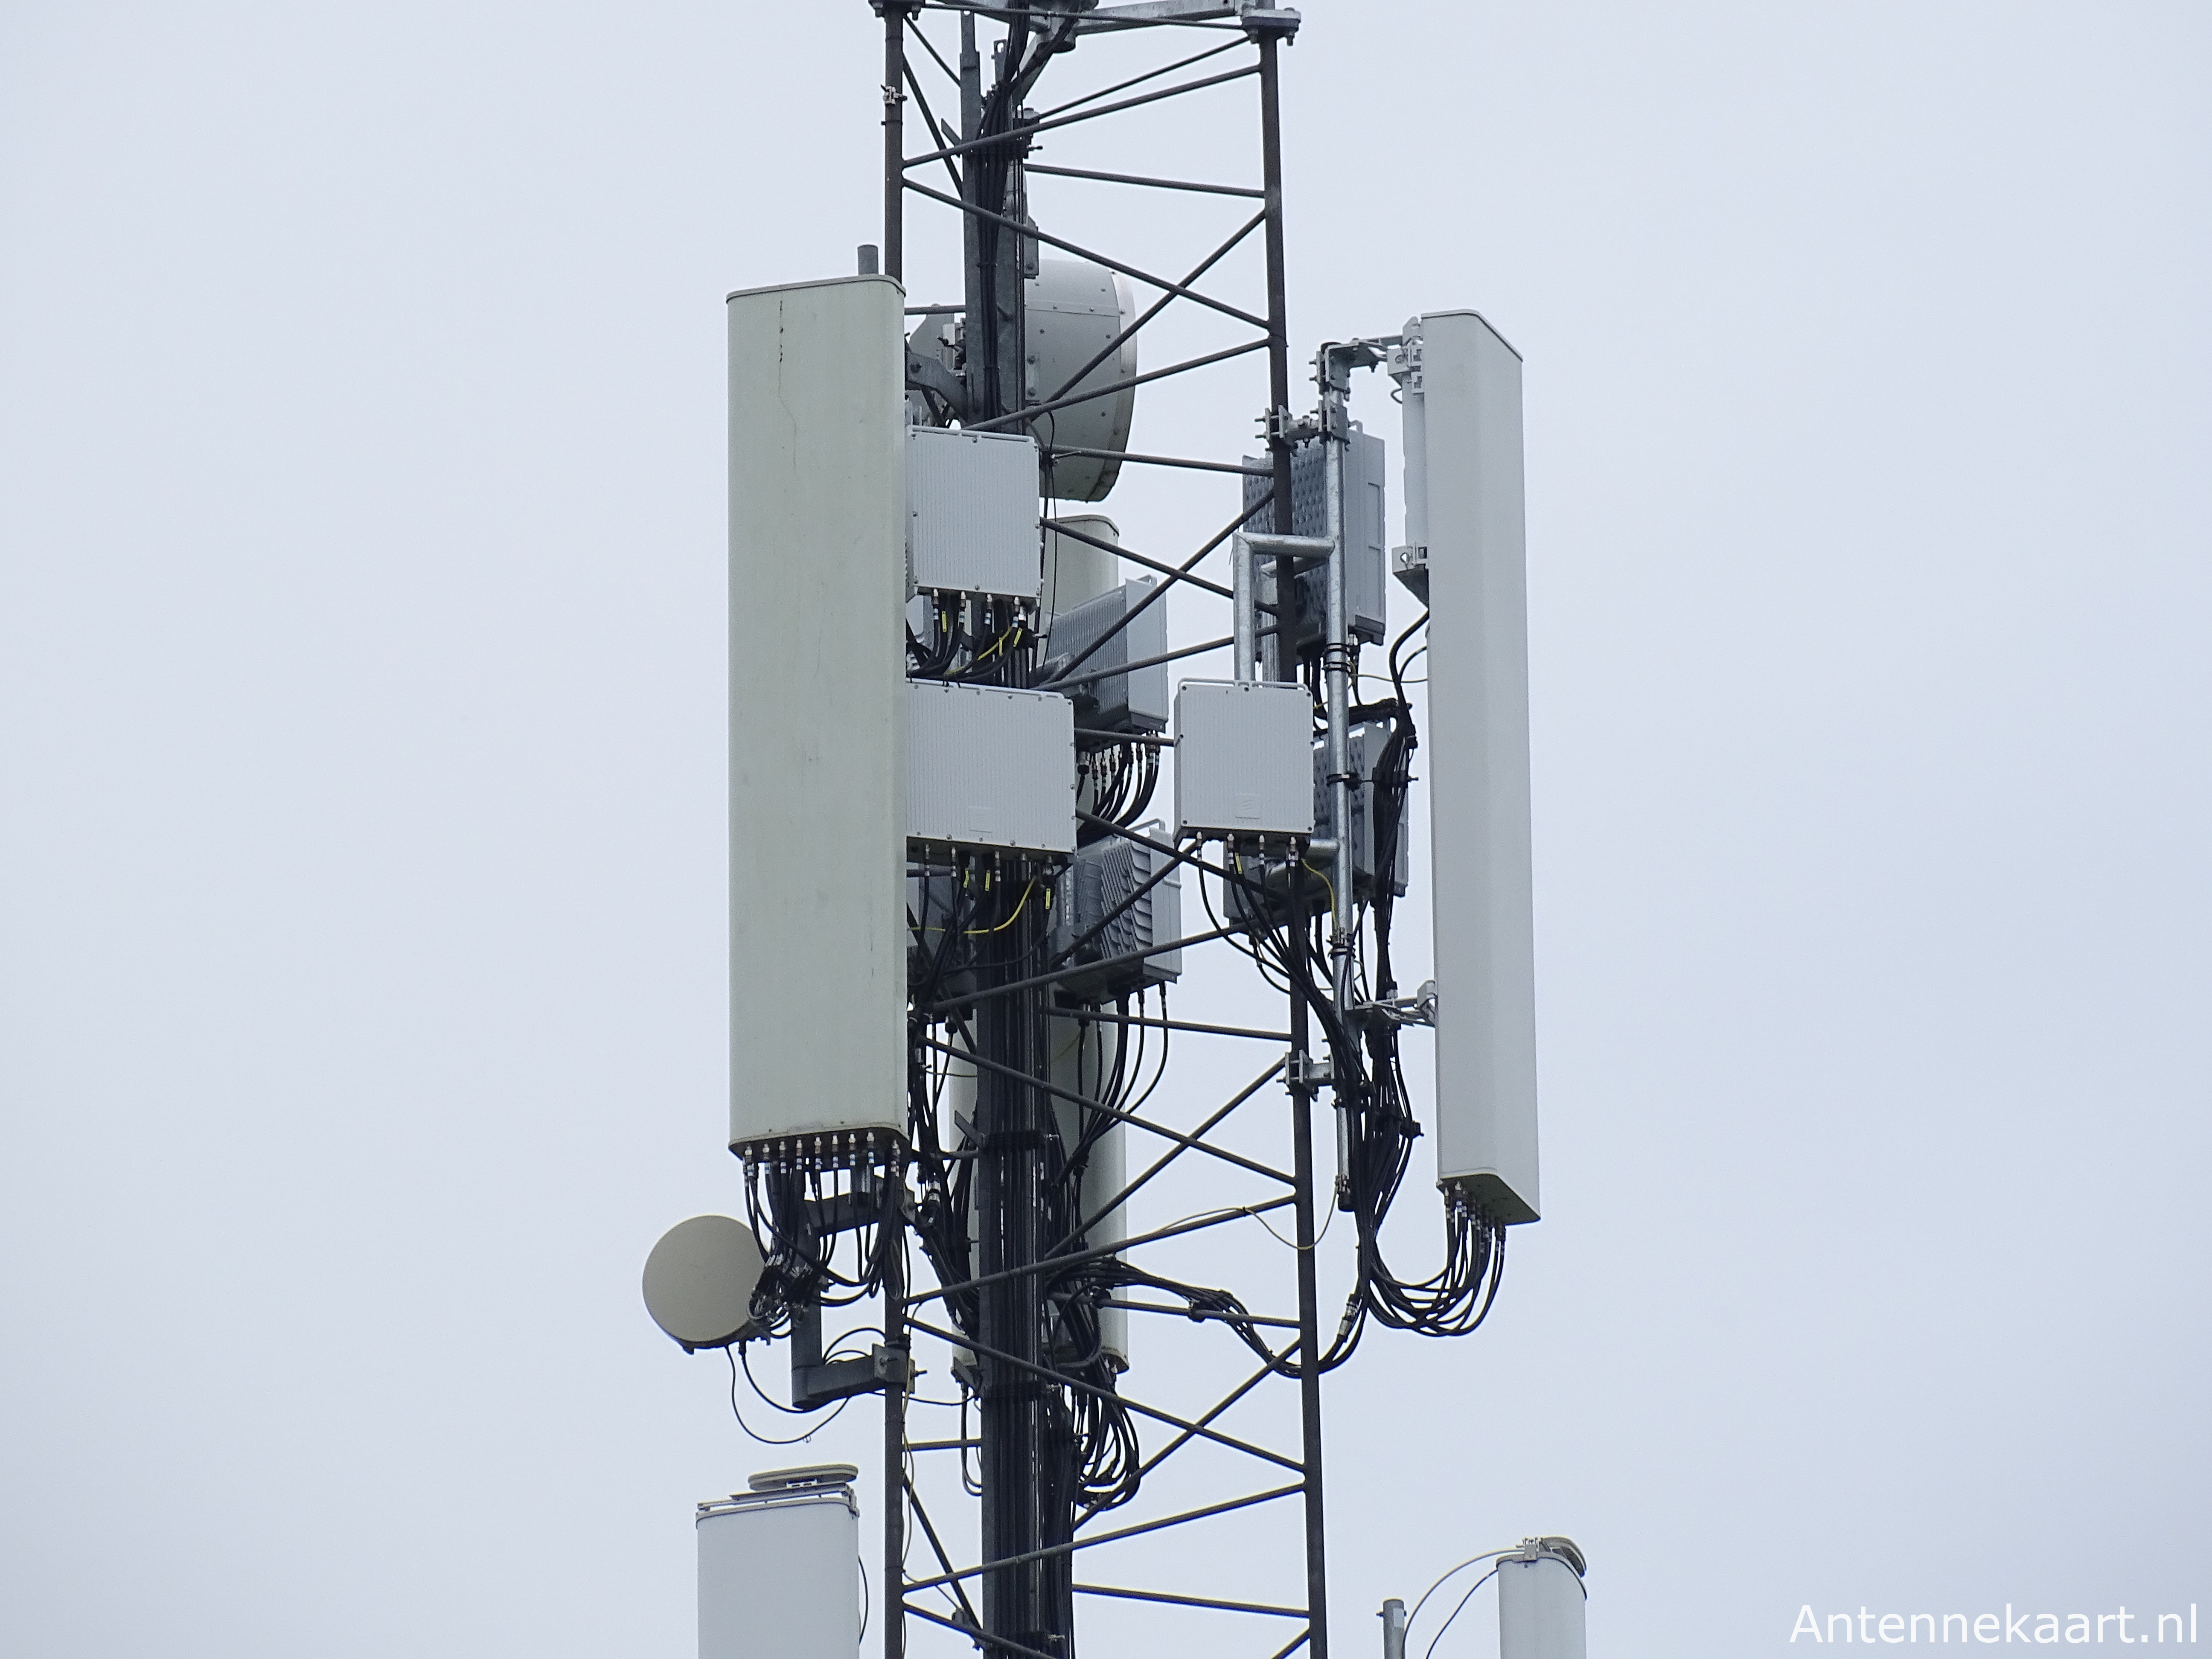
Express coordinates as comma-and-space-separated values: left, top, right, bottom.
728, 7, 1508, 1658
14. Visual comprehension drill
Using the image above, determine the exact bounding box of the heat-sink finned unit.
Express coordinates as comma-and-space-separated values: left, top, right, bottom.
1050, 823, 1182, 1002
1040, 577, 1168, 736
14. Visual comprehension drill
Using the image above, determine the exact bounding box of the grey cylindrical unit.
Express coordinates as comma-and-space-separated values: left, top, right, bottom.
697, 1476, 860, 1659
1041, 514, 1121, 625
1498, 1538, 1587, 1659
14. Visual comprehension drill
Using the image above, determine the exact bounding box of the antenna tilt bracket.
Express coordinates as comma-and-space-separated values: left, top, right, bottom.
1355, 979, 1437, 1030
1262, 406, 1318, 446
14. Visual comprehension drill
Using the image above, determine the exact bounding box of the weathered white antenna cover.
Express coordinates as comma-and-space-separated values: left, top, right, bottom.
726, 275, 908, 1156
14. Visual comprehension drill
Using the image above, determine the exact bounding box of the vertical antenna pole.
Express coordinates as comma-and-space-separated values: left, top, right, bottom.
879, 15, 910, 1648
1260, 32, 1332, 1659
882, 1175, 907, 1659
881, 3, 905, 281
1259, 34, 1294, 542
960, 15, 982, 358
1322, 364, 1355, 1037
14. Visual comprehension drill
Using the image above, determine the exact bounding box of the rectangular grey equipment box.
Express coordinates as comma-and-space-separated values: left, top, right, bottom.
1173, 679, 1313, 840
1325, 720, 1411, 902
1040, 577, 1168, 734
1225, 721, 1408, 924
697, 1476, 859, 1659
1051, 821, 1182, 1001
908, 425, 1041, 600
907, 679, 1076, 856
1241, 426, 1389, 649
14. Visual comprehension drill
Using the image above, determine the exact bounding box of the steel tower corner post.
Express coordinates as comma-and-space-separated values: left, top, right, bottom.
1259, 31, 1332, 1659
880, 2, 907, 281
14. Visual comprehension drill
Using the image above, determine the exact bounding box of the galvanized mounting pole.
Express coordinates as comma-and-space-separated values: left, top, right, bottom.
1259, 27, 1332, 1659
882, 1177, 906, 1659
879, 17, 908, 1655
880, 2, 905, 281
1321, 358, 1355, 1208
959, 15, 983, 358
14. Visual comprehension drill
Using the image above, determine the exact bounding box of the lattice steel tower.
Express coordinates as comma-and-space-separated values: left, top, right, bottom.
644, 6, 1542, 1657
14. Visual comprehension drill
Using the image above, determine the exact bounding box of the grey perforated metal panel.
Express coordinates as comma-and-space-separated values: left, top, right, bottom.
1240, 426, 1389, 646
1051, 822, 1182, 998
1040, 578, 1168, 733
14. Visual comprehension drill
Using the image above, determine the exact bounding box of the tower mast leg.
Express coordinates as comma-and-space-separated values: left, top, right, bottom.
1260, 30, 1331, 1659
881, 2, 905, 281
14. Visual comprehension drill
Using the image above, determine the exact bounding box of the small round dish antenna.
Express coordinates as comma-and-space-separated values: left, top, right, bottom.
642, 1214, 764, 1352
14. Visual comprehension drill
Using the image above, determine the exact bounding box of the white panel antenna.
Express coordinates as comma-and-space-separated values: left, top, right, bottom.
1395, 309, 1542, 1225
725, 275, 907, 1164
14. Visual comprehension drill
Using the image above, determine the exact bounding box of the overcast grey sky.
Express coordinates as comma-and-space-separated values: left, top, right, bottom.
3, 3, 2206, 1656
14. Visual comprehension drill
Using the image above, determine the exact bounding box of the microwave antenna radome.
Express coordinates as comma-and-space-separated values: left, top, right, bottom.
646, 5, 1543, 1657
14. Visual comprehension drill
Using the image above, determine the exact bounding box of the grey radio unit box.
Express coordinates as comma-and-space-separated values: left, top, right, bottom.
1224, 721, 1408, 924
1173, 679, 1313, 840
1041, 577, 1168, 735
908, 425, 1040, 600
907, 678, 1076, 856
1241, 425, 1388, 650
1051, 822, 1182, 1001
1323, 720, 1409, 902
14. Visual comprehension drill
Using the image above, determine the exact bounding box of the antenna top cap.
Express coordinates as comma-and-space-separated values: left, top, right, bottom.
748, 1464, 861, 1493
1519, 1537, 1587, 1577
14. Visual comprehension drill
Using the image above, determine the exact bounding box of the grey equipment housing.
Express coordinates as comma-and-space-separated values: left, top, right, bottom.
1040, 577, 1168, 735
1050, 821, 1183, 1001
727, 275, 907, 1163
1241, 425, 1389, 655
906, 679, 1078, 858
1172, 679, 1315, 842
1498, 1537, 1588, 1659
1225, 719, 1409, 924
907, 425, 1043, 600
1327, 720, 1410, 903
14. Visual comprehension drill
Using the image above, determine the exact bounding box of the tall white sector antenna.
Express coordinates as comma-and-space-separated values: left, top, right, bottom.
1392, 311, 1541, 1224
725, 275, 908, 1162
